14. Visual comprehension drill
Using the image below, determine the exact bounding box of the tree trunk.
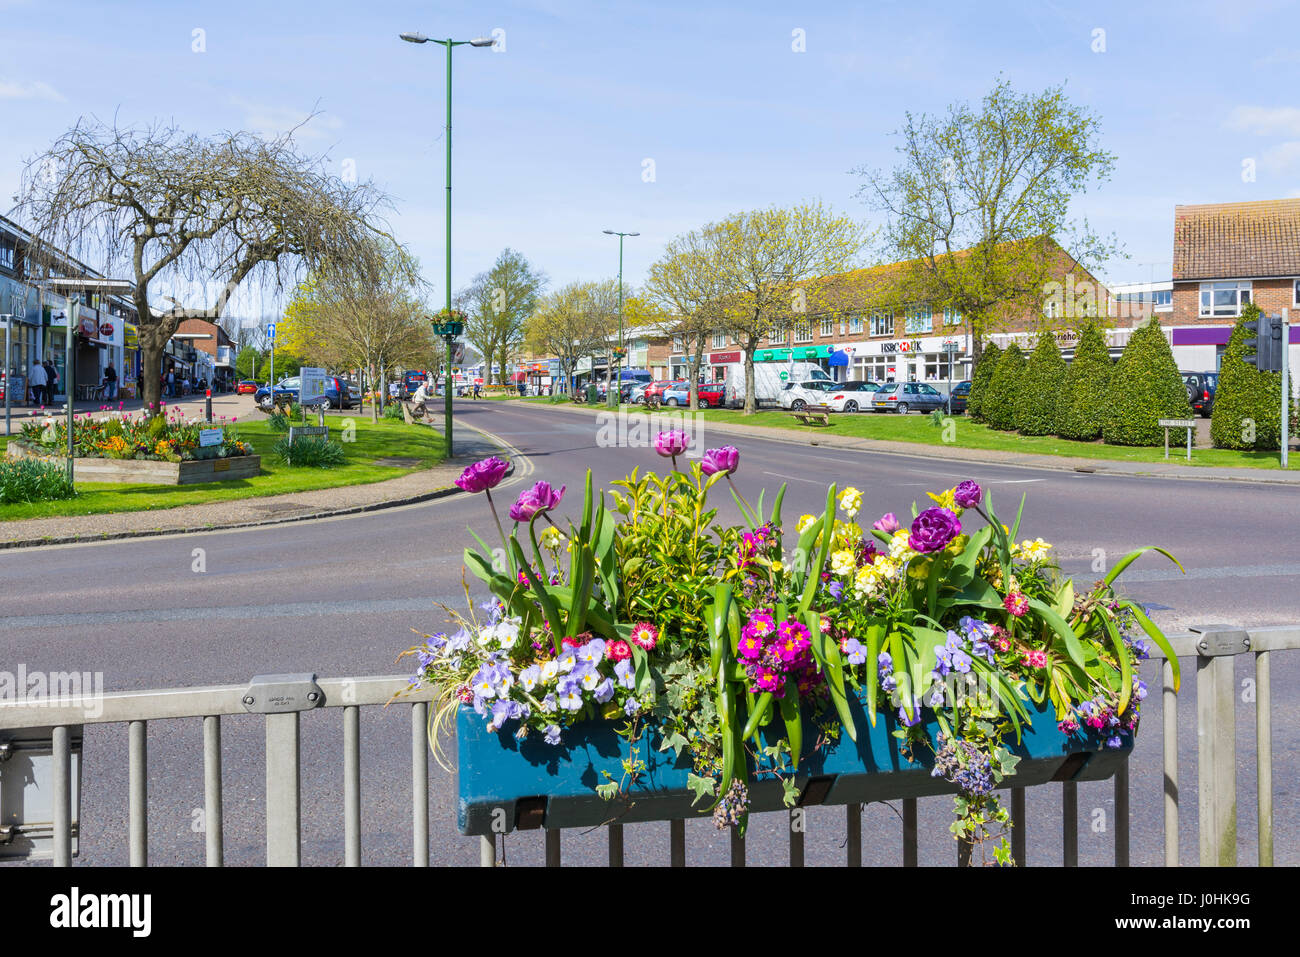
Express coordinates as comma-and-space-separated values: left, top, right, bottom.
689, 339, 706, 411
743, 346, 756, 415
139, 334, 165, 416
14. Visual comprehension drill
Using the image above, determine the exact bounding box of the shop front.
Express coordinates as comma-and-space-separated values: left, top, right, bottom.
850, 335, 971, 384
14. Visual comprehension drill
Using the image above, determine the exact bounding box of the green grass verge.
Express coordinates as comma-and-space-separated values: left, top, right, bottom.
0, 418, 446, 520
578, 405, 1298, 471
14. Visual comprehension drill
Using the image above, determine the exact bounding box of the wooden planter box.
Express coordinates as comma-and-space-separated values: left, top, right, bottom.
455, 689, 1133, 835
6, 443, 261, 485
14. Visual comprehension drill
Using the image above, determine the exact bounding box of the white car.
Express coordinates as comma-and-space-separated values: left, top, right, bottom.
778, 380, 836, 411
824, 381, 882, 413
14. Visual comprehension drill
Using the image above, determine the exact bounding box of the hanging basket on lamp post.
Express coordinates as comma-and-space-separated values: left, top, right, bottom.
430, 309, 467, 339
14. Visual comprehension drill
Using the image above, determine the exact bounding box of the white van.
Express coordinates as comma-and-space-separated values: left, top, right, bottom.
724, 361, 831, 409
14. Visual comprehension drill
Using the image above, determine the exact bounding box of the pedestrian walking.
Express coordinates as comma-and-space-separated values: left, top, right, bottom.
44, 359, 58, 403
28, 360, 47, 406
102, 361, 118, 400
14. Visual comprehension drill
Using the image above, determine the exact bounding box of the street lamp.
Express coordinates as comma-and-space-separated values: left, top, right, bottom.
602, 229, 639, 408
401, 29, 493, 456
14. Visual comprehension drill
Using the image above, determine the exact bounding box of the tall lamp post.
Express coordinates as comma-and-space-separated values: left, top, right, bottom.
602, 229, 638, 408
402, 30, 493, 458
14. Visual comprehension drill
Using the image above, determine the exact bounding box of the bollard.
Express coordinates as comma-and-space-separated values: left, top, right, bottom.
205, 389, 212, 422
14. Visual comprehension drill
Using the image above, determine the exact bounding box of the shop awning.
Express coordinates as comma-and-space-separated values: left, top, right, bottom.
828, 349, 850, 367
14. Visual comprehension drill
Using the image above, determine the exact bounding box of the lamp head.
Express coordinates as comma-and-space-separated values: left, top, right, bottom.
400, 31, 429, 43
469, 36, 495, 46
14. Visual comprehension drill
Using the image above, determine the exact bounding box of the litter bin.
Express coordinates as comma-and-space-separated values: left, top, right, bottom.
586, 383, 599, 404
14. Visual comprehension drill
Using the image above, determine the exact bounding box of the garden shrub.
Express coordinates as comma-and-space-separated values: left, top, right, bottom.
383, 401, 405, 420
0, 458, 76, 504
982, 342, 1025, 432
273, 435, 346, 468
1058, 321, 1114, 441
966, 342, 1001, 422
1015, 334, 1067, 436
1210, 304, 1283, 451
1101, 319, 1191, 446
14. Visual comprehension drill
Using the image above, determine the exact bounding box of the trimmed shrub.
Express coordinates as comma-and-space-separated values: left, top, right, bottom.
966, 342, 1001, 422
273, 435, 346, 468
1058, 321, 1114, 441
1015, 334, 1067, 436
982, 342, 1026, 432
383, 401, 405, 420
0, 458, 77, 504
1210, 304, 1283, 451
1102, 319, 1191, 446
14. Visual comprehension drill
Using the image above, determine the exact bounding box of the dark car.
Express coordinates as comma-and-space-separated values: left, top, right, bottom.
871, 381, 947, 414
255, 374, 351, 411
1182, 371, 1218, 418
947, 380, 972, 414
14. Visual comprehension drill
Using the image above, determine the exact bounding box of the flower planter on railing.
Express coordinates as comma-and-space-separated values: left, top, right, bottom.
456, 693, 1131, 835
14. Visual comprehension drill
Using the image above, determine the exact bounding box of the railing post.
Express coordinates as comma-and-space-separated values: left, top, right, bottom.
1256, 650, 1273, 867
1114, 757, 1130, 867
265, 712, 301, 866
730, 826, 745, 867
608, 822, 624, 867
129, 720, 148, 867
846, 803, 861, 867
545, 827, 561, 867
412, 701, 429, 867
1193, 625, 1244, 867
343, 705, 360, 867
1163, 657, 1179, 866
1061, 781, 1078, 867
1011, 787, 1026, 866
670, 819, 685, 867
902, 797, 918, 866
52, 725, 72, 868
203, 715, 223, 867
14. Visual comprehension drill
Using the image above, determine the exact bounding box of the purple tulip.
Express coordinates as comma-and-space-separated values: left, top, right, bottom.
908, 507, 961, 553
700, 446, 740, 476
654, 430, 690, 457
508, 481, 565, 522
872, 513, 901, 534
953, 480, 982, 509
455, 456, 509, 493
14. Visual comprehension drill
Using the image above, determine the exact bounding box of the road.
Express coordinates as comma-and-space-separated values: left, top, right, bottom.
1, 399, 1295, 866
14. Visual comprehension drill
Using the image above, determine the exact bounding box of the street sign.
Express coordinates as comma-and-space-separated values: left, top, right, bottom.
199, 428, 223, 448
300, 367, 327, 404
266, 323, 276, 341
1158, 419, 1196, 428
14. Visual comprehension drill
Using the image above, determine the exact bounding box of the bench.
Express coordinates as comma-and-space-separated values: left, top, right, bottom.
789, 404, 834, 426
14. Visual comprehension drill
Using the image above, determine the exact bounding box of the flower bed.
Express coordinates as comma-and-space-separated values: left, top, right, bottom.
406, 435, 1182, 864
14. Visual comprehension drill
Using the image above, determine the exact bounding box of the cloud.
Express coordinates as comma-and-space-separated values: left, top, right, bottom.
1261, 141, 1300, 174
228, 97, 344, 143
0, 77, 65, 102
1227, 105, 1300, 137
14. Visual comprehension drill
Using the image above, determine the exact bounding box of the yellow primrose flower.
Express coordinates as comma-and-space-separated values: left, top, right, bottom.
945, 533, 969, 557
771, 561, 784, 575
838, 487, 862, 518
888, 529, 916, 561
1019, 538, 1052, 562
834, 520, 863, 548
852, 565, 880, 598
540, 527, 565, 552
927, 489, 958, 512
875, 558, 900, 581
796, 514, 816, 533
830, 549, 856, 576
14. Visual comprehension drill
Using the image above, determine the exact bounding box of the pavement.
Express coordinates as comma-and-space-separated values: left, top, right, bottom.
515, 398, 1300, 485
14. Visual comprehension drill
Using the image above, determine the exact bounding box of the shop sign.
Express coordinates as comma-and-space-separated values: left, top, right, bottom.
99, 322, 115, 338
878, 339, 923, 354
79, 316, 98, 338
710, 350, 741, 364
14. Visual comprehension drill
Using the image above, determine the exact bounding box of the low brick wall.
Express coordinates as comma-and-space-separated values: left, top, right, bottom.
5, 443, 261, 485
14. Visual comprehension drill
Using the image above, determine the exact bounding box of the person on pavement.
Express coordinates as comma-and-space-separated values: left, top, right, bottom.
103, 361, 118, 400
29, 360, 48, 406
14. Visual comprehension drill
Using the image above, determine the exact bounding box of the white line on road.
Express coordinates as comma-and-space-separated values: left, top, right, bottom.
762, 471, 827, 484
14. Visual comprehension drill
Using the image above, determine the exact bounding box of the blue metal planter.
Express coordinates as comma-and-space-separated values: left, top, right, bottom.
456, 690, 1133, 835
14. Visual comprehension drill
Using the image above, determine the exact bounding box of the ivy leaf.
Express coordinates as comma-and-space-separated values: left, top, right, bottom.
595, 781, 620, 801
659, 729, 689, 757
780, 775, 800, 809
687, 772, 717, 807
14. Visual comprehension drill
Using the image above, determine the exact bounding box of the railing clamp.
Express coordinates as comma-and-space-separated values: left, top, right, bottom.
1189, 623, 1251, 657
0, 742, 11, 763
241, 674, 325, 714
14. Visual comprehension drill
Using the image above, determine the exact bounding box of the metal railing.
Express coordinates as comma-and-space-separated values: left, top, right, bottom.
0, 624, 1293, 867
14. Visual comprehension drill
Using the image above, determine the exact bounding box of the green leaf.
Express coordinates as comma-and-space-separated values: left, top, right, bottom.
780, 775, 799, 809
742, 691, 774, 740
1122, 600, 1181, 692
1100, 612, 1133, 716
780, 681, 802, 770
1104, 546, 1185, 587
687, 772, 717, 807
1009, 492, 1027, 541
1028, 597, 1087, 670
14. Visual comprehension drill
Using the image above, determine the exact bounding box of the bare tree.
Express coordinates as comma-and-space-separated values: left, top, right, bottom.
525, 281, 617, 395
14, 117, 394, 412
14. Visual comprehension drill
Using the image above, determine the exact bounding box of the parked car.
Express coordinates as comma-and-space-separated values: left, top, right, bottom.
947, 380, 972, 414
725, 361, 831, 409
824, 380, 881, 413
640, 380, 679, 405
663, 381, 726, 408
255, 374, 352, 411
236, 379, 259, 395
871, 381, 947, 414
778, 379, 837, 411
1181, 371, 1219, 418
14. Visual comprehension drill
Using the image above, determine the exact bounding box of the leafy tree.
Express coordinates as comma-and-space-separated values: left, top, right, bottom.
1015, 334, 1067, 435
525, 281, 618, 394
856, 78, 1120, 363
16, 117, 392, 412
966, 341, 1000, 422
1211, 303, 1283, 451
982, 341, 1025, 431
459, 249, 546, 386
712, 203, 868, 413
1102, 319, 1191, 446
1058, 321, 1113, 441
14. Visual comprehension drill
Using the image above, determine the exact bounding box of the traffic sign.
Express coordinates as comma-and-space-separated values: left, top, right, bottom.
266, 324, 276, 341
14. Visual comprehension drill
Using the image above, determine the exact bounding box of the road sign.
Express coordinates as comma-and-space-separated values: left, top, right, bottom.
1158, 419, 1195, 461
300, 367, 327, 404
266, 323, 276, 341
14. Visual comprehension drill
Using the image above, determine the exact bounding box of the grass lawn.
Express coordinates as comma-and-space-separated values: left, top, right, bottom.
589, 405, 1299, 471
0, 417, 446, 521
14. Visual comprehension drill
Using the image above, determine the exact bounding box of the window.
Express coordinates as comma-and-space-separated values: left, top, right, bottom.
871, 311, 894, 337
1153, 289, 1172, 310
711, 332, 726, 348
943, 306, 961, 326
0, 239, 14, 272
770, 321, 786, 343
905, 305, 932, 334
793, 320, 813, 343
1199, 281, 1252, 317
849, 315, 863, 335
1294, 279, 1300, 307
820, 318, 834, 338
1044, 299, 1059, 319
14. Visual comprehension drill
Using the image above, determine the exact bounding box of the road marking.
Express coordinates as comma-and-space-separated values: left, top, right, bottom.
761, 471, 827, 484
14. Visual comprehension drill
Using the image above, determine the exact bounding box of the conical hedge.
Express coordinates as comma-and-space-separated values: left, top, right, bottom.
1102, 319, 1191, 446
966, 342, 1000, 422
1210, 303, 1282, 451
1058, 321, 1113, 441
1015, 334, 1067, 435
983, 342, 1026, 432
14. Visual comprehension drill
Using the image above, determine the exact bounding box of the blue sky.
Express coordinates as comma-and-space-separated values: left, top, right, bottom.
3, 0, 1299, 313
